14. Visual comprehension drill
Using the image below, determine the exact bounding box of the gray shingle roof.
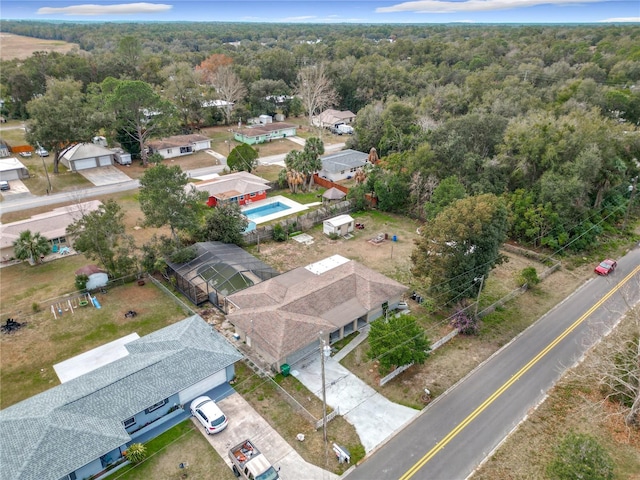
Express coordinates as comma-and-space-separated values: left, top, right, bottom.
321, 149, 368, 174
0, 315, 242, 480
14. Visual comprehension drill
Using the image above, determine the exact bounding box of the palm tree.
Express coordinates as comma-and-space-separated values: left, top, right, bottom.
13, 230, 50, 265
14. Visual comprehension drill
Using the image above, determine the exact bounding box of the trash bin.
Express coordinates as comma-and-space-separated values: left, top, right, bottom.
281, 364, 290, 377
392, 235, 397, 242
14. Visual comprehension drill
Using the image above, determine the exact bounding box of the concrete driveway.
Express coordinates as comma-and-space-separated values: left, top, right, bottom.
79, 165, 132, 186
198, 392, 338, 480
292, 356, 419, 454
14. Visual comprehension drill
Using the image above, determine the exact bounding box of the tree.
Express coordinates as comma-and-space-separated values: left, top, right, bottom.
138, 164, 207, 245
66, 200, 137, 278
195, 53, 234, 83
13, 230, 50, 265
124, 443, 147, 464
295, 63, 338, 127
284, 137, 324, 192
424, 176, 467, 220
367, 314, 430, 375
25, 78, 98, 173
546, 432, 613, 480
227, 144, 258, 173
198, 203, 248, 246
161, 62, 206, 132
209, 65, 247, 125
411, 194, 509, 304
100, 78, 176, 165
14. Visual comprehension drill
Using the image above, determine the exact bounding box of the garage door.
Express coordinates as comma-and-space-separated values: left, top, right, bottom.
98, 155, 112, 166
0, 170, 19, 181
73, 158, 97, 170
178, 369, 227, 404
286, 339, 320, 367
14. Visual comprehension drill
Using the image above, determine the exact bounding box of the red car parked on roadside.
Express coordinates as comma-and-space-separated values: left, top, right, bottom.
595, 259, 617, 276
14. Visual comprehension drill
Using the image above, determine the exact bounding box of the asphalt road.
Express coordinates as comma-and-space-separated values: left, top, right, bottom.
347, 248, 640, 480
0, 140, 346, 215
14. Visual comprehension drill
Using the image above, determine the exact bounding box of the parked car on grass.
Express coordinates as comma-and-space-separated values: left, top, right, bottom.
19, 151, 32, 158
190, 395, 228, 434
36, 146, 49, 157
594, 259, 617, 276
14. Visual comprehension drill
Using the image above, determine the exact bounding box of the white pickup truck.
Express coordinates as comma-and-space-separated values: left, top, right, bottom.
229, 439, 280, 480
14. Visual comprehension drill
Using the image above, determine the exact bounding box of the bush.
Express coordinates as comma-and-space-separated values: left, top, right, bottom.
124, 443, 147, 464
273, 224, 286, 242
450, 307, 480, 335
518, 266, 540, 288
546, 432, 614, 480
169, 245, 197, 264
75, 274, 89, 291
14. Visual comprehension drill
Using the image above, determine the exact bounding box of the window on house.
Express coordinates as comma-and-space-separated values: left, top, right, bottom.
144, 398, 168, 414
123, 417, 136, 428
250, 192, 256, 197
341, 170, 345, 175
240, 195, 244, 200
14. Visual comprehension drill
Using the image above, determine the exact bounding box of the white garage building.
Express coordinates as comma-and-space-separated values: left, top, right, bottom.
0, 157, 29, 181
60, 143, 115, 171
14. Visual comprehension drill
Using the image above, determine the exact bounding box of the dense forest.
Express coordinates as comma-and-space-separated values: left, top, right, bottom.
1, 21, 640, 271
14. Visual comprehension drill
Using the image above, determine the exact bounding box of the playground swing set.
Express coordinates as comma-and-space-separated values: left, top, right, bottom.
51, 293, 101, 319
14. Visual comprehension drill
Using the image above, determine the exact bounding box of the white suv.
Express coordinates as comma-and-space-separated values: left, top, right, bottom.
36, 145, 49, 157
190, 396, 228, 434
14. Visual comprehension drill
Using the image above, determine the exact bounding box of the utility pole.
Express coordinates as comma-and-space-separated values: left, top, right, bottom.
41, 154, 52, 194
319, 332, 331, 444
623, 176, 638, 230
474, 275, 485, 318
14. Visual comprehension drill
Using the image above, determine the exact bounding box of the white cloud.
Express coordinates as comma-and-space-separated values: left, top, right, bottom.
599, 17, 640, 22
376, 0, 602, 14
280, 15, 317, 22
38, 3, 172, 16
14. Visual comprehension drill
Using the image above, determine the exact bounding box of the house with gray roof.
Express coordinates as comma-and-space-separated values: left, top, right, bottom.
147, 134, 212, 160
225, 255, 407, 372
0, 315, 242, 480
318, 149, 368, 182
60, 143, 116, 171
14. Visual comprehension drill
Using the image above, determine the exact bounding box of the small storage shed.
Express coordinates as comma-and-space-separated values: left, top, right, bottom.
75, 265, 108, 290
323, 214, 355, 237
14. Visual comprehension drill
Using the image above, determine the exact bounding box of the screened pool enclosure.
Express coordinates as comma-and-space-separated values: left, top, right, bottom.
165, 242, 279, 308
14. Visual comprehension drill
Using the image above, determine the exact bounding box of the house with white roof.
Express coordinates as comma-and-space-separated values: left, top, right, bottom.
187, 171, 271, 207
0, 200, 102, 261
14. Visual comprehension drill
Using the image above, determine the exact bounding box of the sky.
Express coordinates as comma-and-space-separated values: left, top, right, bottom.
0, 0, 638, 24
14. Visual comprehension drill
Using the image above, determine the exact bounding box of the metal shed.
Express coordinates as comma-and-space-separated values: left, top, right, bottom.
165, 242, 280, 308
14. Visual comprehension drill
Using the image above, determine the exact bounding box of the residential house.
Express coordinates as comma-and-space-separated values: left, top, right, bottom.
187, 171, 271, 207
318, 149, 368, 182
60, 143, 116, 171
226, 255, 407, 371
0, 315, 242, 480
147, 134, 212, 160
312, 109, 356, 129
0, 200, 102, 261
0, 157, 29, 181
0, 140, 10, 158
233, 122, 297, 145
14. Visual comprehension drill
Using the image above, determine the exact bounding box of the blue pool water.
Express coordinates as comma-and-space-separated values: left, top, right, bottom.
244, 201, 291, 220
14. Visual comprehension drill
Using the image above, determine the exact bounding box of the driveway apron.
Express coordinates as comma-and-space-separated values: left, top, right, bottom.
198, 392, 338, 480
292, 357, 419, 453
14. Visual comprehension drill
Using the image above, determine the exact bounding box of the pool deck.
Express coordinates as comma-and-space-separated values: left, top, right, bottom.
241, 195, 310, 225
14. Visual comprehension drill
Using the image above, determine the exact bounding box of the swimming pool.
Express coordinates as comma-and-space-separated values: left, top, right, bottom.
244, 201, 291, 220
241, 195, 311, 233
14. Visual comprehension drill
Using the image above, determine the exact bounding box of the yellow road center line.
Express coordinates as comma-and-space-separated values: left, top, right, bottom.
400, 265, 640, 480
